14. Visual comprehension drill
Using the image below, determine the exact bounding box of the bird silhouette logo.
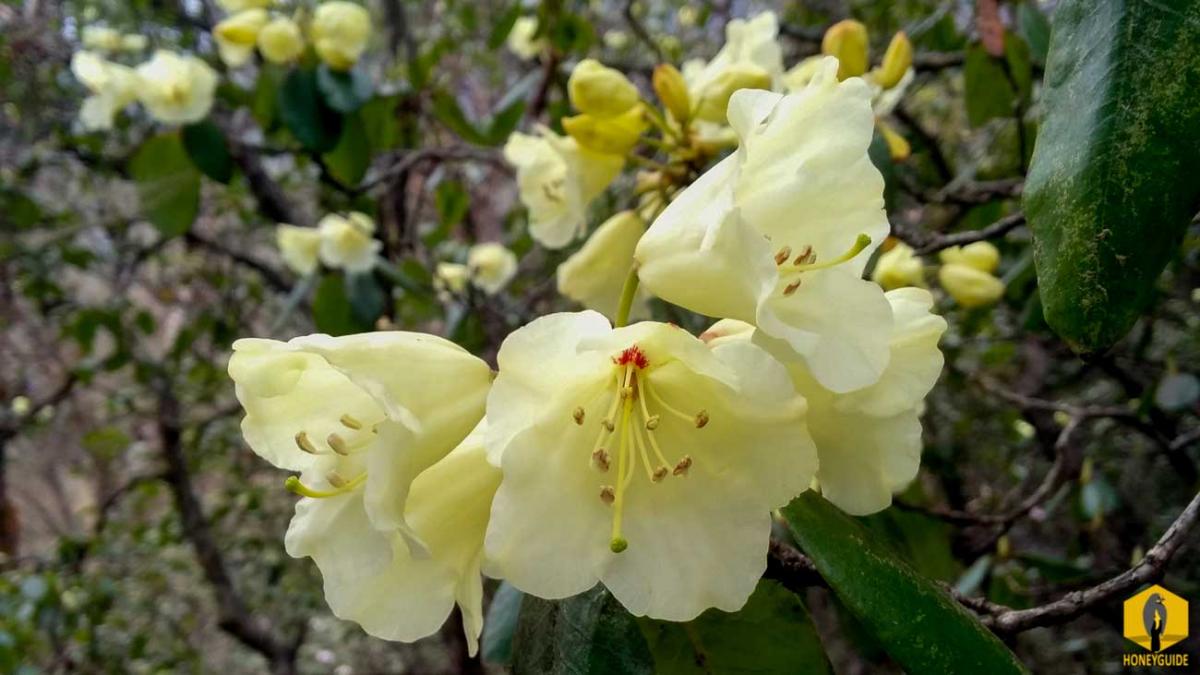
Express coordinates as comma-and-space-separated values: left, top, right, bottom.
1123, 584, 1188, 654
1143, 593, 1168, 653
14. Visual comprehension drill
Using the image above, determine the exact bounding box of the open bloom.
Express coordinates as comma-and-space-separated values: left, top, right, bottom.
506, 16, 545, 61
70, 51, 138, 130
435, 262, 470, 295
682, 12, 782, 124
214, 9, 269, 67
318, 212, 381, 273
556, 210, 648, 321
135, 50, 218, 124
704, 287, 945, 514
311, 1, 371, 71
276, 225, 322, 276
228, 331, 493, 557
285, 421, 500, 654
503, 128, 623, 249
637, 57, 893, 393
466, 243, 518, 295
82, 26, 123, 52
485, 312, 817, 620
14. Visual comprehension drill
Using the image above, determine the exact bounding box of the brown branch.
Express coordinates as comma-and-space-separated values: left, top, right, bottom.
765, 539, 824, 594
623, 0, 665, 62
900, 212, 1027, 256
922, 178, 1023, 206
185, 231, 291, 293
356, 147, 508, 195
155, 380, 302, 675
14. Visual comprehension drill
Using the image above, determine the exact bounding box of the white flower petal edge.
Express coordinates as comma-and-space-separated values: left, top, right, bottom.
228, 331, 492, 547
285, 421, 500, 654
637, 57, 893, 394
484, 311, 816, 620
556, 210, 650, 321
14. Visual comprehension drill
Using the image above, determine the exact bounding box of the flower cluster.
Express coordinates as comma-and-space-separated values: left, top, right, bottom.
229, 9, 947, 653
214, 0, 368, 69
873, 240, 1006, 308
276, 212, 382, 277
70, 49, 217, 130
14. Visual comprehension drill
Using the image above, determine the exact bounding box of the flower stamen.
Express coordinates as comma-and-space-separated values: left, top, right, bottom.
779, 234, 871, 276
284, 472, 366, 499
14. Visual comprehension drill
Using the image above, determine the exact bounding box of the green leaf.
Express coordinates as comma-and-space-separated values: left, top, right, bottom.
782, 493, 1027, 674
345, 270, 386, 326
1017, 1, 1052, 66
252, 64, 285, 129
128, 133, 201, 238
321, 113, 371, 187
481, 582, 523, 666
181, 120, 233, 183
312, 274, 371, 336
488, 4, 523, 49
964, 39, 1029, 128
435, 180, 470, 231
360, 95, 401, 151
485, 98, 526, 145
639, 580, 831, 674
316, 63, 374, 113
512, 586, 654, 675
1024, 0, 1200, 354
279, 68, 344, 153
432, 92, 487, 144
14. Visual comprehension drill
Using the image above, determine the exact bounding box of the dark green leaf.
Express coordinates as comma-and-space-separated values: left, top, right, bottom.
1025, 0, 1200, 354
435, 180, 470, 231
964, 43, 1018, 127
1017, 1, 1052, 66
253, 64, 285, 130
312, 274, 371, 336
488, 4, 523, 49
316, 63, 374, 113
278, 68, 344, 153
345, 270, 386, 326
639, 580, 831, 674
181, 120, 233, 183
481, 582, 523, 666
485, 99, 526, 145
783, 493, 1027, 674
432, 92, 487, 144
321, 113, 371, 187
360, 95, 402, 151
512, 585, 654, 675
128, 133, 201, 238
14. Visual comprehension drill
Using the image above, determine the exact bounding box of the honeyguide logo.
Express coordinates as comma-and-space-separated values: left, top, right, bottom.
1122, 584, 1189, 668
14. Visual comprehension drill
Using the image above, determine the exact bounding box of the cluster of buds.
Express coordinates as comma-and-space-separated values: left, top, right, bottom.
873, 239, 1006, 309
214, 0, 368, 69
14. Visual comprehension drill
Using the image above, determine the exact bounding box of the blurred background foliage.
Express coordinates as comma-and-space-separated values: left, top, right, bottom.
1, 0, 1198, 673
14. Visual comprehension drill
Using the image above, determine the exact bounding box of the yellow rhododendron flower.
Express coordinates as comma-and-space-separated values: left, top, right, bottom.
704, 288, 945, 515
484, 312, 817, 620
506, 16, 545, 61
562, 105, 648, 155
70, 51, 138, 130
436, 262, 470, 295
683, 12, 782, 124
556, 210, 648, 321
228, 334, 494, 649
216, 0, 270, 12
939, 241, 1001, 274
822, 19, 870, 80
466, 242, 519, 295
317, 212, 381, 273
276, 225, 322, 276
257, 16, 305, 64
872, 241, 925, 290
120, 34, 148, 52
938, 263, 1005, 308
82, 26, 122, 52
214, 9, 269, 67
637, 58, 893, 393
568, 59, 640, 119
503, 128, 624, 249
135, 50, 218, 124
311, 1, 371, 71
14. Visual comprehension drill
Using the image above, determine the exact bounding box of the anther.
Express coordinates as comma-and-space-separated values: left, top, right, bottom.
652, 466, 668, 482
610, 537, 628, 553
294, 431, 319, 454
327, 471, 349, 488
592, 448, 611, 472
783, 280, 802, 296
673, 455, 693, 476
339, 414, 363, 430
793, 244, 815, 265
573, 407, 586, 425
645, 415, 660, 430
599, 485, 615, 504
602, 419, 615, 432
774, 245, 792, 265
695, 410, 709, 428
327, 433, 350, 455
620, 386, 634, 399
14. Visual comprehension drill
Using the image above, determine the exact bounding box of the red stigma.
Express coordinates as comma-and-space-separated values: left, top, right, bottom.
614, 345, 649, 369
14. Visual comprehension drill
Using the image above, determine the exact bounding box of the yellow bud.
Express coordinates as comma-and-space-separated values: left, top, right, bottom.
996, 535, 1012, 560
311, 1, 371, 71
871, 241, 924, 290
652, 64, 691, 124
938, 263, 1005, 308
874, 31, 913, 90
939, 241, 1001, 274
877, 119, 911, 161
822, 19, 870, 80
562, 106, 647, 155
694, 65, 772, 124
257, 17, 305, 64
214, 9, 269, 68
568, 59, 640, 119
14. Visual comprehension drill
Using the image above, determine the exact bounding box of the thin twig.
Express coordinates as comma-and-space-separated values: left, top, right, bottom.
624, 0, 665, 61
902, 212, 1027, 256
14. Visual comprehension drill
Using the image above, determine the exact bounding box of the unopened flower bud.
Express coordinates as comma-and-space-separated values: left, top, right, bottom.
694, 65, 772, 123
562, 106, 647, 155
311, 1, 371, 71
871, 241, 925, 290
257, 16, 305, 64
568, 59, 640, 119
938, 263, 1005, 308
214, 9, 269, 68
822, 19, 870, 80
939, 241, 1000, 274
874, 31, 913, 90
652, 63, 691, 123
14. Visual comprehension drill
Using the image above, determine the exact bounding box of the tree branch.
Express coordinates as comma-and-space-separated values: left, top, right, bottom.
895, 212, 1027, 256
185, 231, 291, 293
